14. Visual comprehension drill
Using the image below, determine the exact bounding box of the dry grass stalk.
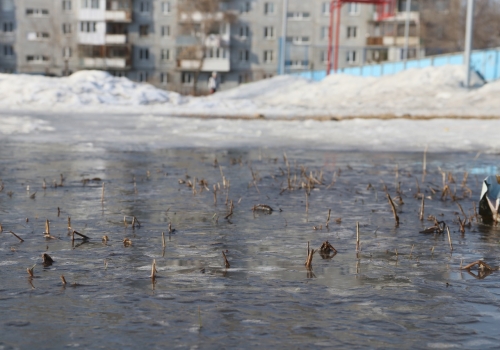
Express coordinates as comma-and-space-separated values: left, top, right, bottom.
461, 260, 498, 271
45, 219, 50, 235
162, 231, 166, 248
461, 172, 468, 188
386, 193, 400, 226
213, 184, 217, 205
326, 209, 331, 228
132, 216, 141, 228
356, 222, 360, 251
446, 226, 453, 252
42, 253, 53, 266
68, 216, 71, 230
124, 216, 128, 228
0, 223, 3, 233
73, 230, 90, 240
305, 247, 315, 269
222, 251, 230, 268
224, 200, 234, 220
9, 231, 24, 242
60, 275, 67, 285
305, 191, 309, 214
150, 259, 157, 281
123, 238, 132, 246
102, 235, 109, 243
419, 195, 425, 221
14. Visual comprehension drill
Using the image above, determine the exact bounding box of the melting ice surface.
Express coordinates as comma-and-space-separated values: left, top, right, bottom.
1, 113, 500, 348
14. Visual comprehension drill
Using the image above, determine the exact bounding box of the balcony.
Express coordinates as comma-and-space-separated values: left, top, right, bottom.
178, 58, 230, 72
105, 10, 132, 22
81, 57, 130, 69
105, 34, 127, 44
366, 36, 419, 46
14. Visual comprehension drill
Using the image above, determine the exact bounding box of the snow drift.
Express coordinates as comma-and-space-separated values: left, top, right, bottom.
0, 65, 498, 118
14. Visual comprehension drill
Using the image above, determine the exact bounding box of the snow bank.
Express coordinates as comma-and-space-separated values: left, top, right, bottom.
0, 70, 184, 108
0, 65, 498, 118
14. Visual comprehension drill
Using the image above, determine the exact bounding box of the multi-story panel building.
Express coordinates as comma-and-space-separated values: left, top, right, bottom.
0, 0, 422, 92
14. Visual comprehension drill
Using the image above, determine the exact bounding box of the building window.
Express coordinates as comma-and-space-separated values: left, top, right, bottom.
140, 1, 150, 13
26, 9, 49, 16
27, 55, 49, 63
347, 3, 359, 15
81, 0, 100, 9
321, 26, 328, 39
264, 2, 274, 14
138, 71, 148, 82
160, 49, 170, 60
62, 0, 72, 10
161, 1, 170, 14
62, 23, 72, 34
4, 45, 14, 56
110, 70, 126, 77
139, 25, 149, 36
27, 32, 50, 41
240, 2, 251, 13
287, 12, 310, 20
239, 26, 249, 38
239, 49, 249, 62
181, 72, 193, 84
286, 59, 309, 68
287, 36, 310, 45
264, 26, 274, 39
321, 50, 328, 63
347, 26, 357, 38
3, 22, 14, 32
80, 21, 97, 32
62, 47, 72, 58
139, 48, 149, 60
161, 25, 170, 37
1, 0, 14, 12
321, 2, 330, 15
346, 50, 357, 63
160, 72, 168, 85
263, 50, 273, 63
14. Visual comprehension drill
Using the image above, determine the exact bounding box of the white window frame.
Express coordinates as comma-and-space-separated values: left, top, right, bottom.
160, 49, 170, 60
62, 23, 72, 34
321, 2, 330, 15
287, 12, 311, 20
181, 72, 193, 85
139, 48, 149, 60
161, 25, 170, 37
347, 3, 360, 15
239, 49, 249, 62
62, 47, 72, 58
263, 50, 274, 63
264, 26, 274, 39
239, 26, 249, 38
160, 72, 168, 85
27, 55, 49, 63
140, 1, 150, 13
346, 50, 357, 64
161, 1, 171, 14
264, 2, 274, 15
27, 32, 50, 41
346, 26, 357, 39
3, 22, 14, 32
240, 2, 251, 13
62, 0, 72, 10
26, 8, 49, 17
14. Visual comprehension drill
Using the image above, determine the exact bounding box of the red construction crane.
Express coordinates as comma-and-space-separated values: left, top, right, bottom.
327, 0, 397, 75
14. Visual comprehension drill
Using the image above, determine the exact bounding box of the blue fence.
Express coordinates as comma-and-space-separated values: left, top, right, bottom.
294, 48, 500, 82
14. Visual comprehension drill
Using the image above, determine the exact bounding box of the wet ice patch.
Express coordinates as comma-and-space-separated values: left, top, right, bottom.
0, 116, 54, 135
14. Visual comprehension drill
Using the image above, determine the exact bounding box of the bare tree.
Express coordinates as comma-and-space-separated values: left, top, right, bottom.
177, 0, 236, 95
420, 0, 500, 55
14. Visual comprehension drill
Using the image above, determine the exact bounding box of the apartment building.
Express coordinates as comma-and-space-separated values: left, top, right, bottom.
0, 0, 421, 92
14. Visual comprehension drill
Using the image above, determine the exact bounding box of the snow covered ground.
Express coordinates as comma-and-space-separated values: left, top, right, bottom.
1, 65, 500, 153
0, 65, 497, 118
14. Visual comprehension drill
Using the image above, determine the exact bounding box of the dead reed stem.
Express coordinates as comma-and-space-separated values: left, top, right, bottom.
150, 259, 157, 281
356, 222, 360, 251
386, 193, 400, 226
60, 275, 67, 285
305, 245, 315, 269
419, 195, 425, 221
446, 226, 453, 252
326, 209, 331, 228
73, 230, 90, 240
9, 231, 24, 242
162, 231, 166, 248
305, 191, 309, 214
222, 251, 230, 268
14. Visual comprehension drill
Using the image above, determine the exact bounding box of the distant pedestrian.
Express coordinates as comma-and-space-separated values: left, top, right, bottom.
208, 72, 219, 94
